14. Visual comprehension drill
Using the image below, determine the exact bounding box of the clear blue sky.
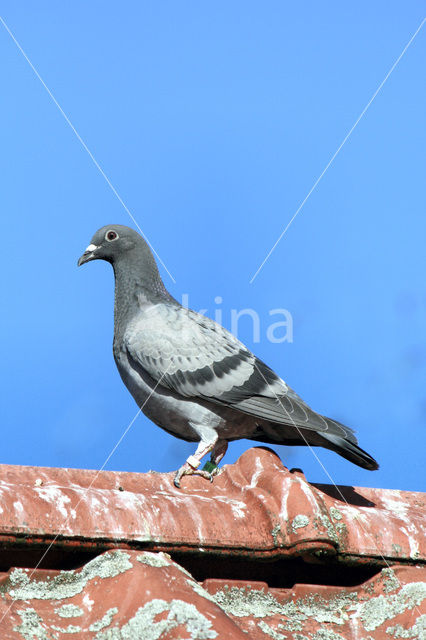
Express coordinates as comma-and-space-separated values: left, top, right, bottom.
1, 2, 425, 491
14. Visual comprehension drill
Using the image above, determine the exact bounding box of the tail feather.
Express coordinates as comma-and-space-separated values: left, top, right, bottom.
321, 432, 379, 471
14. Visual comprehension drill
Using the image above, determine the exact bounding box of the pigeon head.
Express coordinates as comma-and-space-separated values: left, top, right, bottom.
77, 224, 144, 267
78, 224, 169, 299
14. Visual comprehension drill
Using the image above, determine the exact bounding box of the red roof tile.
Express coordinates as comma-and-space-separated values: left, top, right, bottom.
0, 447, 424, 639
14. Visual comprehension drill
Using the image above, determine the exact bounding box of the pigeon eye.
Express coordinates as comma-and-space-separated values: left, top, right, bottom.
106, 230, 118, 242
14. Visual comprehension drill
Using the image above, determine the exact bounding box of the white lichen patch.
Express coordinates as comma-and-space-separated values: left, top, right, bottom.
213, 585, 358, 625
13, 608, 52, 640
291, 515, 309, 532
51, 624, 81, 633
89, 607, 118, 632
7, 551, 133, 601
213, 586, 284, 618
271, 524, 281, 546
136, 552, 171, 568
386, 614, 426, 639
187, 579, 216, 603
175, 564, 194, 579
329, 507, 343, 522
381, 568, 401, 594
55, 604, 83, 618
317, 514, 339, 543
311, 630, 346, 640
257, 620, 287, 639
358, 581, 426, 631
95, 599, 218, 639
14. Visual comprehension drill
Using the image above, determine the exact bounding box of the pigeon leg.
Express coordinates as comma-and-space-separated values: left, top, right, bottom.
202, 440, 228, 478
174, 439, 216, 488
211, 440, 228, 466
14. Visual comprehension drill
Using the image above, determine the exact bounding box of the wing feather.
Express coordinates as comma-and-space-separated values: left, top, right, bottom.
124, 303, 356, 440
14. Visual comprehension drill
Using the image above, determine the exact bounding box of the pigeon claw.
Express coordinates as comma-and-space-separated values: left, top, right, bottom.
173, 462, 216, 488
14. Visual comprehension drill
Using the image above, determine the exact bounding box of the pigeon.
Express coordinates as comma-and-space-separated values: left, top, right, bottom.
78, 224, 379, 487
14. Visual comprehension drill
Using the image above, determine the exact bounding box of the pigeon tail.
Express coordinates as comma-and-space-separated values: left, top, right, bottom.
320, 432, 379, 471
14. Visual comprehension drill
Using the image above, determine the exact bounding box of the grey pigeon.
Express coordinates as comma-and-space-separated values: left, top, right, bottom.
78, 224, 378, 487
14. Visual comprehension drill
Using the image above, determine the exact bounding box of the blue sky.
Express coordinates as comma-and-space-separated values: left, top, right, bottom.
1, 2, 425, 492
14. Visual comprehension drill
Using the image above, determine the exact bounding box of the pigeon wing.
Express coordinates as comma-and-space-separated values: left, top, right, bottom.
124, 304, 356, 440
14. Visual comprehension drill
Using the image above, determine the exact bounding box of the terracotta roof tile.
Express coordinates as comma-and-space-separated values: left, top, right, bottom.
0, 447, 424, 638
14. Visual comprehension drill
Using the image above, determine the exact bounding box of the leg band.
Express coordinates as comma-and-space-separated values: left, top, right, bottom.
186, 455, 200, 469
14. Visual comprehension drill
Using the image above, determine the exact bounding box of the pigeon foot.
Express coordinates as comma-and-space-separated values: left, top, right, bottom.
174, 463, 216, 488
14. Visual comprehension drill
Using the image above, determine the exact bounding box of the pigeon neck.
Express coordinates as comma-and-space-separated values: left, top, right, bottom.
112, 257, 172, 333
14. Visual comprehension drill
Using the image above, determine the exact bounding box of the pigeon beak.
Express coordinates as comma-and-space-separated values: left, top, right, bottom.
77, 244, 99, 267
